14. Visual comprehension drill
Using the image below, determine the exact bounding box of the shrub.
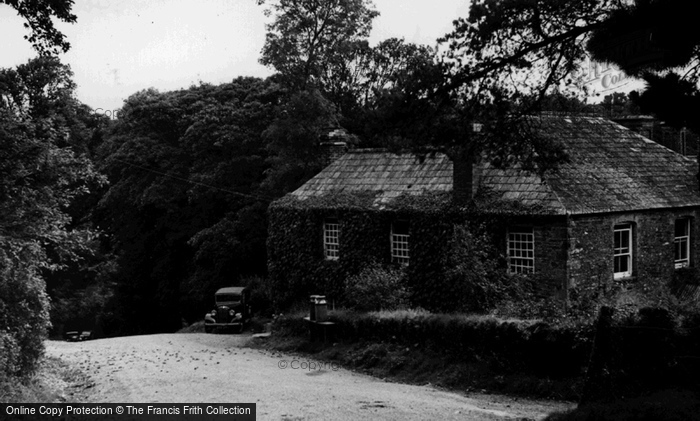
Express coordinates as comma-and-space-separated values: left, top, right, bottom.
0, 245, 51, 377
442, 223, 508, 312
241, 275, 274, 317
602, 275, 698, 322
343, 263, 409, 311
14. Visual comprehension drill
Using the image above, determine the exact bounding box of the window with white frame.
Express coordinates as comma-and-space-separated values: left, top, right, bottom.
323, 218, 340, 260
391, 221, 410, 264
507, 227, 534, 274
614, 223, 633, 278
675, 218, 691, 269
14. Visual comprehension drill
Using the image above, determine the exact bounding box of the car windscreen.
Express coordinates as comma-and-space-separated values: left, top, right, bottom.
216, 294, 241, 304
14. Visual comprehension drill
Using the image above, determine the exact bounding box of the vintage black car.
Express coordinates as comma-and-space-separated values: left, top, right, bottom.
204, 286, 250, 333
63, 330, 93, 342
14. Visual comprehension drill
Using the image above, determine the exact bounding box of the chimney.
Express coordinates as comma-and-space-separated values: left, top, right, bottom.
452, 149, 475, 206
319, 127, 349, 166
452, 124, 481, 206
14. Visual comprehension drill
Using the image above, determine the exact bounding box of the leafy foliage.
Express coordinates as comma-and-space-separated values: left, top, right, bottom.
257, 0, 454, 154
443, 223, 510, 312
95, 78, 282, 332
1, 0, 77, 55
0, 57, 103, 376
0, 244, 50, 377
587, 0, 700, 76
343, 262, 409, 312
588, 1, 700, 136
441, 0, 700, 139
440, 0, 614, 103
261, 88, 341, 195
258, 0, 379, 91
276, 308, 594, 381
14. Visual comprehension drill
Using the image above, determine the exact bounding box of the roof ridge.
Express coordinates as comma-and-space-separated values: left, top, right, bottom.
536, 111, 602, 118
348, 147, 447, 154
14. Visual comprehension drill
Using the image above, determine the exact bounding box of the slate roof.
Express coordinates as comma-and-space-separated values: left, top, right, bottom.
292, 151, 453, 205
290, 115, 700, 215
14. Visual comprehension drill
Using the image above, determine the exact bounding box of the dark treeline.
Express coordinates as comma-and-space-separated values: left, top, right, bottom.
40, 0, 455, 337
62, 79, 283, 335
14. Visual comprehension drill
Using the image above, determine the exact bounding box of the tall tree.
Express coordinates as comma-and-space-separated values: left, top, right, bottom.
440, 0, 616, 105
95, 78, 281, 332
258, 0, 379, 91
257, 0, 378, 195
1, 0, 77, 55
261, 87, 340, 195
440, 0, 700, 129
422, 0, 700, 178
588, 0, 700, 133
322, 38, 441, 133
0, 57, 102, 375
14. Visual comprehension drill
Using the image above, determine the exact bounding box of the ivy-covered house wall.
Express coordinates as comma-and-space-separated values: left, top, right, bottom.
267, 190, 570, 311
267, 191, 459, 310
268, 194, 700, 312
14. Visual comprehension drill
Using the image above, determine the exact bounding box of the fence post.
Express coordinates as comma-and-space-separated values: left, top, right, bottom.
580, 306, 617, 406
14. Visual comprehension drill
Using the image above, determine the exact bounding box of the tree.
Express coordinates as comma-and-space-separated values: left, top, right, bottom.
424, 0, 700, 180
588, 0, 700, 78
0, 57, 102, 376
258, 0, 379, 91
587, 0, 700, 134
95, 78, 281, 332
439, 0, 616, 104
322, 38, 443, 137
440, 0, 700, 130
1, 0, 77, 55
261, 88, 341, 195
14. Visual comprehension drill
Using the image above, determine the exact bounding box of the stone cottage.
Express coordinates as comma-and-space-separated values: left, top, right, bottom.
267, 115, 700, 308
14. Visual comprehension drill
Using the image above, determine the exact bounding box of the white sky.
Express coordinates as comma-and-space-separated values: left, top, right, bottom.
0, 0, 471, 112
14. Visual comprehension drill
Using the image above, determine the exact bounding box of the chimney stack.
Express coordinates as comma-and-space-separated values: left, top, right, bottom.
319, 127, 349, 166
452, 149, 475, 206
452, 124, 481, 206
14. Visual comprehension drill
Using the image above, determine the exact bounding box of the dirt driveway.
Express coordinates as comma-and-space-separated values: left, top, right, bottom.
46, 333, 573, 420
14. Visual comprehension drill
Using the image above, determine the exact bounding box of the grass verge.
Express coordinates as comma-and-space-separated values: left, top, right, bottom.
0, 355, 92, 403
250, 310, 583, 401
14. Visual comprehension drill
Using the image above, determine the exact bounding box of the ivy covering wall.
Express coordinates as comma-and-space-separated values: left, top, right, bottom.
267, 190, 557, 312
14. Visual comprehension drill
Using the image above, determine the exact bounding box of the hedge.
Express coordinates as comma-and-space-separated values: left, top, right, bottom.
275, 309, 595, 379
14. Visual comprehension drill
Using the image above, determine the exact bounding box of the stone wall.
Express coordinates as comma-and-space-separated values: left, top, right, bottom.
567, 208, 700, 289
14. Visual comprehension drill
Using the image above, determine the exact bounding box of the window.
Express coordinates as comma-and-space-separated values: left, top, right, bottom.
323, 219, 340, 260
675, 218, 691, 269
508, 227, 534, 274
391, 221, 410, 264
614, 223, 633, 278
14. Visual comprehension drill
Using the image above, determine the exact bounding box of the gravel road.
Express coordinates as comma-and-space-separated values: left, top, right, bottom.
46, 333, 574, 420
